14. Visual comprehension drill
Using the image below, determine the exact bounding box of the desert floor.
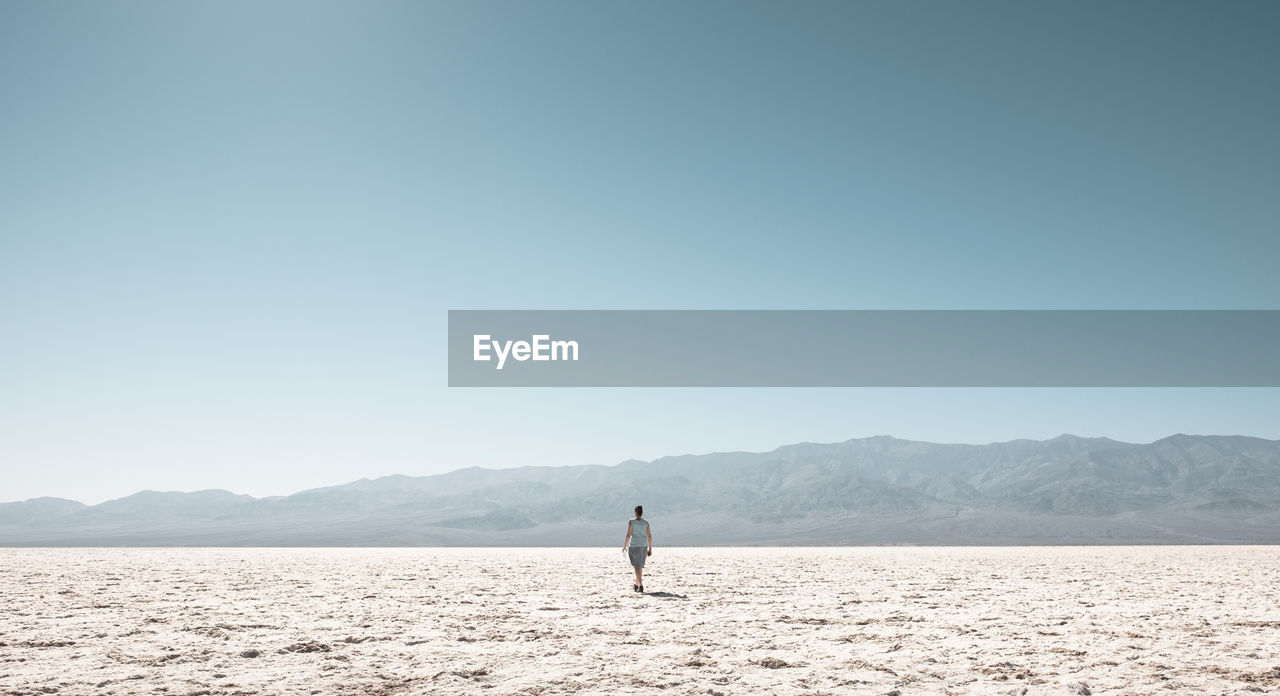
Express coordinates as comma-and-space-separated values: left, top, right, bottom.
2, 547, 1279, 695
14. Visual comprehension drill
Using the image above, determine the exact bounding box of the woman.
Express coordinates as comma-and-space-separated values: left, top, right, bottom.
622, 505, 653, 593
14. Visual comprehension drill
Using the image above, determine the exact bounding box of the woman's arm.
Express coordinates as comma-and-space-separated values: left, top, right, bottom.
623, 522, 631, 550
646, 524, 653, 553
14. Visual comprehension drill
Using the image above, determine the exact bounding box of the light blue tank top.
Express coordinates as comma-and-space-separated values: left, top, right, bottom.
628, 518, 649, 547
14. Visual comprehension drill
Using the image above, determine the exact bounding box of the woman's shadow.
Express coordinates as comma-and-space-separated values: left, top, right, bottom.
642, 591, 688, 599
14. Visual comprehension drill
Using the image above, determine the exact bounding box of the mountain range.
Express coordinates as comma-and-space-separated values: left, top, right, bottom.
3, 434, 1279, 546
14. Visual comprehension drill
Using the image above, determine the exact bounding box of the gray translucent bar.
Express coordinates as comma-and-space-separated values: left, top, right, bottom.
448, 310, 1280, 387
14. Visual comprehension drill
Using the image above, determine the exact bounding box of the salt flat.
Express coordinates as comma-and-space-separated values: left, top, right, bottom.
2, 547, 1279, 695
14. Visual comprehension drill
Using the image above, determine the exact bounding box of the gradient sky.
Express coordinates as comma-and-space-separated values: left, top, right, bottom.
3, 1, 1279, 504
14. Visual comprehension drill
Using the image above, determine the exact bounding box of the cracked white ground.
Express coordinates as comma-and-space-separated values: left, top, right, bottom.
2, 547, 1279, 695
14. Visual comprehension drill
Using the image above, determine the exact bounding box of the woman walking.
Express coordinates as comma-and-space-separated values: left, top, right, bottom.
622, 505, 652, 593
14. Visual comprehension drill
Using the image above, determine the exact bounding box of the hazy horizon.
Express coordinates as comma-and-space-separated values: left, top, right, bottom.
9, 429, 1277, 506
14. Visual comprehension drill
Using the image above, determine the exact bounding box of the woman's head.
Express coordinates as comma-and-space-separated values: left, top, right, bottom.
634, 505, 643, 518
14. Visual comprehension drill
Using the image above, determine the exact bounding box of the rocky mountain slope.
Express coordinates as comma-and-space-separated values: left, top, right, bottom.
2, 434, 1277, 545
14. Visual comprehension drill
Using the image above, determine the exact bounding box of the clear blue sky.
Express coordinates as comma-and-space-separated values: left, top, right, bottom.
2, 1, 1278, 504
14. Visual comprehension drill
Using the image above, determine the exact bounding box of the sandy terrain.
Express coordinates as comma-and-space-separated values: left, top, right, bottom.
2, 547, 1279, 695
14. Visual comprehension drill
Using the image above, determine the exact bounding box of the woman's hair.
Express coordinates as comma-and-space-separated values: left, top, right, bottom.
634, 505, 643, 518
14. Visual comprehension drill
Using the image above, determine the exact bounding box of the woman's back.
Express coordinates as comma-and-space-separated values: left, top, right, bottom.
628, 518, 649, 546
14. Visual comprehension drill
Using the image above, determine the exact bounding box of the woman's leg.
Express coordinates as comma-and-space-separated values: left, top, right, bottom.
634, 566, 642, 586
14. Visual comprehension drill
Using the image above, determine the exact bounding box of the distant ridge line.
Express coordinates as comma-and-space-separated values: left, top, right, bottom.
3, 433, 1279, 546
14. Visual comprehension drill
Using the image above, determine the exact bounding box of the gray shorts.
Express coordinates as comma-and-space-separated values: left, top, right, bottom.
628, 546, 648, 568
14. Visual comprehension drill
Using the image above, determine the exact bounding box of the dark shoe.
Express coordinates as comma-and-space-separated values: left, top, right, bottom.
632, 584, 639, 592
638, 585, 644, 593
